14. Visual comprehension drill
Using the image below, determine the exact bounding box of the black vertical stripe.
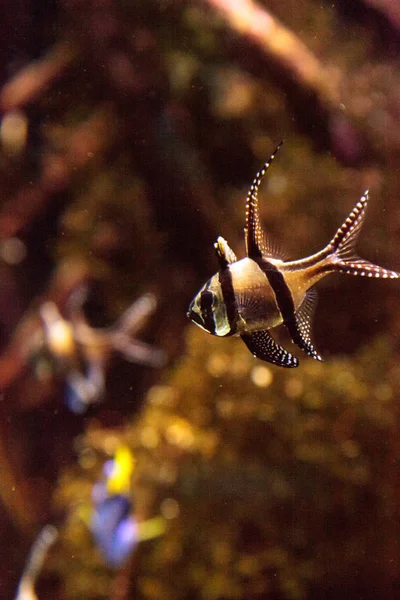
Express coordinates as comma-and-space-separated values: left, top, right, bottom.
255, 258, 309, 351
255, 258, 322, 360
255, 259, 295, 324
218, 266, 238, 336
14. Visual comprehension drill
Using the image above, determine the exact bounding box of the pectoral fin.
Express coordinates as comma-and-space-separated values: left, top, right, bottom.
241, 330, 298, 368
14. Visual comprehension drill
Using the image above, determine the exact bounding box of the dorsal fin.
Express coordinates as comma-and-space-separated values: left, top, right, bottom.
241, 329, 298, 368
214, 236, 237, 270
245, 141, 284, 260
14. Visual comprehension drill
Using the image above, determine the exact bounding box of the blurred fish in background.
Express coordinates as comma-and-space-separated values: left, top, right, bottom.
90, 445, 165, 568
14, 525, 58, 600
34, 290, 166, 413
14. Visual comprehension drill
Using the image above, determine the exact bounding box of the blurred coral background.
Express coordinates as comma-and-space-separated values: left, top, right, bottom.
1, 0, 400, 598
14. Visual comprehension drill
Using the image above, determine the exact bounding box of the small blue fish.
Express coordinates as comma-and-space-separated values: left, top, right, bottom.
91, 492, 138, 567
90, 446, 165, 568
90, 446, 137, 567
188, 143, 399, 367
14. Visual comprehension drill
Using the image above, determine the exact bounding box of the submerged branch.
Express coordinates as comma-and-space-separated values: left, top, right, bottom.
0, 108, 114, 241
363, 0, 400, 31
0, 41, 76, 114
201, 0, 342, 108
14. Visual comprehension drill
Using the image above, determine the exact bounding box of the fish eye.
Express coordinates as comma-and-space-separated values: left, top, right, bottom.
200, 290, 215, 308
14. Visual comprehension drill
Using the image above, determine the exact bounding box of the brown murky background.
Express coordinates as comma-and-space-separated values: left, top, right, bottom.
1, 0, 400, 598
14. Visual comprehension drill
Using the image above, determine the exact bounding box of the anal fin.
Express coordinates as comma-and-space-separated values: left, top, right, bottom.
241, 330, 298, 368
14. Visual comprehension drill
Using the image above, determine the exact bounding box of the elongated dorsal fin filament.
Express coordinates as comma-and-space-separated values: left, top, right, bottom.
245, 141, 284, 260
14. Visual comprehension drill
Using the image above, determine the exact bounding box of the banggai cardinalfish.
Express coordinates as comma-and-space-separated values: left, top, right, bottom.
187, 143, 399, 368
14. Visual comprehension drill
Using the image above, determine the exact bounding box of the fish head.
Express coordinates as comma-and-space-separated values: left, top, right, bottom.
187, 273, 232, 337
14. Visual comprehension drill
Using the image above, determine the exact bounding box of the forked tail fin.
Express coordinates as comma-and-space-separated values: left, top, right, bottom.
329, 190, 399, 279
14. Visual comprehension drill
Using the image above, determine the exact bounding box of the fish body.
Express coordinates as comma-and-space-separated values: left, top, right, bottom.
197, 257, 283, 336
188, 143, 399, 367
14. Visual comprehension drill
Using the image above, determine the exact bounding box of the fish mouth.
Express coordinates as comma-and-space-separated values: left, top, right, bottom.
187, 300, 202, 327
188, 313, 205, 331
186, 299, 194, 321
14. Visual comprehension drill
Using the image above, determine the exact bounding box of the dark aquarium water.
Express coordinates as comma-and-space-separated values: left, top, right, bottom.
1, 1, 400, 599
